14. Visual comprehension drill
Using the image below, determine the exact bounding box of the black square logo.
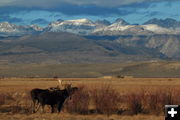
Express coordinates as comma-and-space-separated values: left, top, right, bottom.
165, 105, 180, 120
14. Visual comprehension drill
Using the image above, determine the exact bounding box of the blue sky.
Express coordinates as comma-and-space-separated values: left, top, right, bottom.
0, 0, 180, 26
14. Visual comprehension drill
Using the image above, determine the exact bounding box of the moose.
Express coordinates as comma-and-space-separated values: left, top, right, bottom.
30, 82, 78, 113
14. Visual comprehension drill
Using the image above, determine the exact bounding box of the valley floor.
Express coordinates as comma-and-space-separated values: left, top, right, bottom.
1, 77, 179, 120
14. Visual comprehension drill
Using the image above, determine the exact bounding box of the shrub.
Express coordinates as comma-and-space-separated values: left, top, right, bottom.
3, 92, 32, 114
91, 84, 120, 116
158, 88, 175, 114
0, 94, 5, 105
144, 88, 175, 115
146, 90, 162, 114
127, 93, 143, 115
65, 85, 90, 114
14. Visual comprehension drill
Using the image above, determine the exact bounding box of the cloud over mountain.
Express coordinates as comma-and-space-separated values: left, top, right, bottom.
0, 15, 22, 23
0, 0, 179, 25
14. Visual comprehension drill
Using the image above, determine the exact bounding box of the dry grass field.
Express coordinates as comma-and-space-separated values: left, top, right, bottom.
1, 77, 180, 120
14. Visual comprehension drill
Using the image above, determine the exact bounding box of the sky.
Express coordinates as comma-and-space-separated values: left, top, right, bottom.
0, 0, 180, 26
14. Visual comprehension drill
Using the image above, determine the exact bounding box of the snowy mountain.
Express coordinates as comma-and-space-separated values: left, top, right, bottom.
0, 22, 19, 33
44, 19, 96, 35
44, 18, 180, 36
0, 22, 42, 37
30, 24, 43, 31
1, 18, 180, 37
113, 18, 129, 25
1, 19, 180, 63
141, 24, 175, 34
93, 23, 180, 35
95, 19, 111, 26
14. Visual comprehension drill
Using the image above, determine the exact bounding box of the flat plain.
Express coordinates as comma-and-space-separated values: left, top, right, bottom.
1, 77, 180, 120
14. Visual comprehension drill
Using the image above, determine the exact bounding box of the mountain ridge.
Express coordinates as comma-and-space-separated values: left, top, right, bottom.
0, 18, 180, 63
1, 18, 180, 37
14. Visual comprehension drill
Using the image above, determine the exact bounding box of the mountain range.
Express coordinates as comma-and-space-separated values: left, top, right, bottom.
0, 18, 180, 63
1, 18, 180, 37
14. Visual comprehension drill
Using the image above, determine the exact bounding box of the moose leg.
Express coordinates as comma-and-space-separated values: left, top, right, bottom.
32, 101, 35, 113
41, 104, 45, 113
32, 100, 37, 113
57, 103, 63, 113
51, 105, 55, 113
35, 102, 41, 113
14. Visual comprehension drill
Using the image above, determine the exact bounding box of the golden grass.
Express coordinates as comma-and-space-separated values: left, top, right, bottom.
0, 113, 164, 120
1, 77, 180, 93
1, 77, 179, 119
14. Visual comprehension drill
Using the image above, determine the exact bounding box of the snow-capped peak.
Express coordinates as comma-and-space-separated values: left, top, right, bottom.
45, 18, 96, 35
67, 18, 92, 23
0, 22, 42, 37
0, 22, 13, 27
61, 18, 94, 26
93, 22, 133, 33
0, 22, 18, 32
47, 19, 94, 29
30, 24, 43, 31
113, 18, 129, 25
141, 24, 173, 33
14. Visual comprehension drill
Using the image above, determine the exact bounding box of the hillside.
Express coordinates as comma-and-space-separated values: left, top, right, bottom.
119, 61, 180, 77
0, 32, 180, 64
0, 32, 158, 64
0, 61, 180, 78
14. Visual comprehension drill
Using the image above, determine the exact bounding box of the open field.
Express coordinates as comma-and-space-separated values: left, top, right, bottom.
0, 113, 163, 120
1, 77, 180, 92
1, 77, 180, 120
